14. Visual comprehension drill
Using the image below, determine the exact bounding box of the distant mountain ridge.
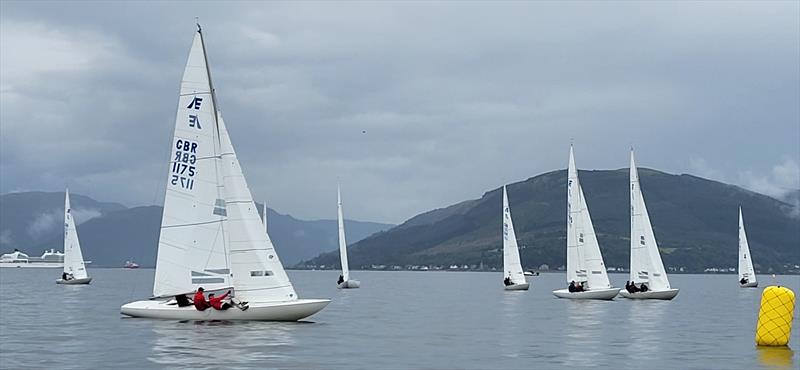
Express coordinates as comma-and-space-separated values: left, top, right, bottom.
304, 168, 800, 273
0, 192, 393, 267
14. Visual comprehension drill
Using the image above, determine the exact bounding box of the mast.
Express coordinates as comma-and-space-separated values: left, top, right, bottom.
196, 23, 230, 269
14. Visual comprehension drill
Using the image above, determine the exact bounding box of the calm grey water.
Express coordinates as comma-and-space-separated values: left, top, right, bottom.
0, 269, 798, 369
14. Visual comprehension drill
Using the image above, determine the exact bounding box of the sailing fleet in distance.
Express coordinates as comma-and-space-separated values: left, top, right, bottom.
7, 25, 765, 321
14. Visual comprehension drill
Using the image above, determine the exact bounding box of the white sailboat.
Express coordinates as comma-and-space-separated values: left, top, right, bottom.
502, 186, 529, 291
619, 149, 679, 300
57, 189, 92, 285
336, 185, 360, 289
553, 146, 617, 300
738, 207, 758, 288
120, 25, 329, 321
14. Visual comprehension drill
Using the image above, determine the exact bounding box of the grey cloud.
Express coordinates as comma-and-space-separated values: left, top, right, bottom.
1, 1, 798, 223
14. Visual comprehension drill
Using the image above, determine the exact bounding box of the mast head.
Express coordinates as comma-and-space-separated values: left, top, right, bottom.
196, 18, 201, 32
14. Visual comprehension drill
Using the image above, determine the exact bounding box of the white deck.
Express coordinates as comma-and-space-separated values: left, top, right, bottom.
338, 280, 361, 289
504, 283, 530, 291
56, 277, 92, 285
618, 288, 679, 300
552, 287, 618, 300
121, 298, 330, 321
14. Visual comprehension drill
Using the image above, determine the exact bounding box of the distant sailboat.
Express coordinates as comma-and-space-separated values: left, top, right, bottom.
502, 186, 529, 291
619, 149, 679, 300
553, 146, 617, 300
120, 25, 329, 320
57, 189, 91, 285
738, 207, 758, 288
337, 185, 360, 289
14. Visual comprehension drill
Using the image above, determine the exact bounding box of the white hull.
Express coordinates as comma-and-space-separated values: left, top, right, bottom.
740, 282, 758, 288
0, 262, 63, 268
338, 280, 360, 289
618, 288, 679, 300
121, 298, 330, 321
504, 283, 530, 291
56, 277, 92, 285
552, 287, 618, 300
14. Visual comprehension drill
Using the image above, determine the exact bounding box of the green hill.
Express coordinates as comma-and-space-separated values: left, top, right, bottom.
303, 169, 800, 273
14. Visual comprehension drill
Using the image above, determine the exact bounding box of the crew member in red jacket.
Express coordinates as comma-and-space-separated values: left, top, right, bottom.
193, 287, 210, 311
209, 290, 249, 311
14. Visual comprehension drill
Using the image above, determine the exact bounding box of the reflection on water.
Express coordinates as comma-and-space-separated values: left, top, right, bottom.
757, 346, 795, 369
563, 300, 611, 367
499, 291, 526, 359
148, 320, 298, 369
626, 300, 668, 367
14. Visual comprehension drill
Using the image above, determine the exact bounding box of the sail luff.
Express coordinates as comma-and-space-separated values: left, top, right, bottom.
502, 186, 526, 285
738, 207, 756, 283
338, 184, 350, 281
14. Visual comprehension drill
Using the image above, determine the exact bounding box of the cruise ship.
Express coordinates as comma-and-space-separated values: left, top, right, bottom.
0, 249, 65, 268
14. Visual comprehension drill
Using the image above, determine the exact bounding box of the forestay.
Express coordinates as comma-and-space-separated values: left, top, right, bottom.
629, 150, 671, 291
566, 147, 611, 289
738, 207, 757, 283
337, 185, 350, 282
153, 31, 229, 297
218, 113, 298, 302
63, 189, 88, 279
502, 186, 526, 285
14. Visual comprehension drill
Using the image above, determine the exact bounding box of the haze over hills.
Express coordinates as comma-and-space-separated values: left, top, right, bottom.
0, 192, 393, 267
304, 168, 800, 274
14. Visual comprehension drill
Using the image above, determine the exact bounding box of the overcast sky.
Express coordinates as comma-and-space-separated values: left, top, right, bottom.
1, 1, 798, 224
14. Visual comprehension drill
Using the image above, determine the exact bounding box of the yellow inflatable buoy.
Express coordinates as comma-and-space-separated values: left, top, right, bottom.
755, 286, 795, 346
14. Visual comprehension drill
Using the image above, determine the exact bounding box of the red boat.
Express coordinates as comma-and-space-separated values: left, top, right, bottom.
124, 261, 140, 269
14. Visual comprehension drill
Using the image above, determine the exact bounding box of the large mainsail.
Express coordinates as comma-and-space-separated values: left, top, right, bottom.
337, 185, 350, 282
153, 29, 229, 297
629, 150, 671, 291
502, 186, 526, 284
738, 207, 757, 284
566, 146, 611, 289
63, 189, 88, 279
218, 113, 298, 302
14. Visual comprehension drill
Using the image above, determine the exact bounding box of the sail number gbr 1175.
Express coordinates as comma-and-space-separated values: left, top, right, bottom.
171, 139, 197, 190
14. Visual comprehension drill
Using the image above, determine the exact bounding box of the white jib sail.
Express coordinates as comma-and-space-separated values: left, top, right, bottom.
566, 146, 611, 289
262, 200, 272, 244
629, 150, 671, 291
738, 207, 756, 283
503, 186, 526, 285
153, 30, 230, 298
218, 112, 298, 302
338, 184, 350, 282
63, 189, 88, 279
